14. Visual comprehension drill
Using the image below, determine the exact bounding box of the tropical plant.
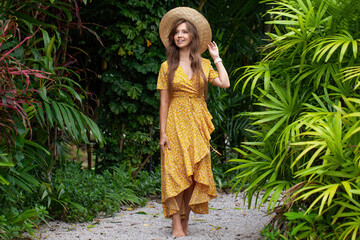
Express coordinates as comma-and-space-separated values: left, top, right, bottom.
0, 128, 51, 239
1, 0, 105, 166
0, 18, 44, 147
228, 0, 360, 239
0, 0, 106, 237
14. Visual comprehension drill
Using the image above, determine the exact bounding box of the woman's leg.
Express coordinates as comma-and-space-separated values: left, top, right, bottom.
172, 191, 185, 237
182, 179, 195, 235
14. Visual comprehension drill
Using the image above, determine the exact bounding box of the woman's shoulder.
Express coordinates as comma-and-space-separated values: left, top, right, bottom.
201, 58, 211, 64
201, 58, 212, 68
160, 60, 168, 69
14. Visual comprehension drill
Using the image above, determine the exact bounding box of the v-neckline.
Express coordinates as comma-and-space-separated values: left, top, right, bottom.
179, 65, 193, 80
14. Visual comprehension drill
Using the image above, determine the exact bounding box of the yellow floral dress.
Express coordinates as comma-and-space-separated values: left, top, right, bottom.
157, 58, 219, 218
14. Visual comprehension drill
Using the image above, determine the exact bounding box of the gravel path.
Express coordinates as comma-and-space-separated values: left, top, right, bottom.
29, 192, 272, 240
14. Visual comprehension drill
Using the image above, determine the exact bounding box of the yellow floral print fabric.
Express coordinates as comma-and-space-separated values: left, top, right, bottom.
157, 58, 219, 218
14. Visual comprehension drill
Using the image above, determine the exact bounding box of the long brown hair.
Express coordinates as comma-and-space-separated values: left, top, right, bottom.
166, 19, 207, 98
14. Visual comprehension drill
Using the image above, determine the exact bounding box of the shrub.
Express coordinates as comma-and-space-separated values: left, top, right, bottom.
49, 161, 141, 222
230, 0, 360, 239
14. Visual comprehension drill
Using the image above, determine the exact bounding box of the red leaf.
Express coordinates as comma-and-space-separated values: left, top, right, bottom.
0, 26, 40, 61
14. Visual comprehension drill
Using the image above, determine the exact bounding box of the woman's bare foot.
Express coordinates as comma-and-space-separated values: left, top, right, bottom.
172, 218, 185, 237
181, 218, 189, 236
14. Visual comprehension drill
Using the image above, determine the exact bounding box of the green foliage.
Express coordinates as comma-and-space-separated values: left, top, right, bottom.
0, 130, 50, 239
212, 158, 240, 190
76, 0, 267, 170
44, 161, 160, 223
282, 211, 330, 239
0, 205, 48, 240
94, 70, 158, 169
0, 0, 272, 237
0, 0, 105, 163
77, 1, 176, 169
0, 0, 106, 237
261, 225, 287, 240
134, 166, 161, 197
229, 0, 360, 238
50, 161, 140, 222
205, 0, 268, 160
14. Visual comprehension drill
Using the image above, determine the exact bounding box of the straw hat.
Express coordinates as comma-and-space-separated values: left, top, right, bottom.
159, 7, 212, 54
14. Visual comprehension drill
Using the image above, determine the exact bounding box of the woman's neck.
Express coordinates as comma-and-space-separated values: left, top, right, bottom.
179, 48, 191, 62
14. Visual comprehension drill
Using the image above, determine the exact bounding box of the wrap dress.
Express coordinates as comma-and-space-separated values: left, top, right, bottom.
157, 58, 219, 218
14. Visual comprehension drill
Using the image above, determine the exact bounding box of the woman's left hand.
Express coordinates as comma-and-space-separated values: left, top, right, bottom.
207, 41, 220, 60
207, 41, 230, 89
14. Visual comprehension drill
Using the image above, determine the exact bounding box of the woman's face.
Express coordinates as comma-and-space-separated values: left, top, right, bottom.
174, 22, 192, 50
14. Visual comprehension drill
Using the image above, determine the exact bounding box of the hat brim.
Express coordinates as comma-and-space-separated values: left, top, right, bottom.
159, 7, 212, 54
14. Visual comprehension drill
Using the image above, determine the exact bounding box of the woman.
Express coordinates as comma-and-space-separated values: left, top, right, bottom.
157, 7, 230, 237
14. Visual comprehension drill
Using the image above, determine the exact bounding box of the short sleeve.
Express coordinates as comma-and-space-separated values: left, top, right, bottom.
156, 61, 168, 90
206, 59, 219, 84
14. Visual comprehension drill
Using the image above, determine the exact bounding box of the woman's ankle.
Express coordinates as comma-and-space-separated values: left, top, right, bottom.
172, 214, 185, 237
172, 220, 185, 237
181, 218, 189, 236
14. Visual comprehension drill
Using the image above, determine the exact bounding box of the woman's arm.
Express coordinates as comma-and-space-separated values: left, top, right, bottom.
207, 41, 230, 89
159, 89, 171, 153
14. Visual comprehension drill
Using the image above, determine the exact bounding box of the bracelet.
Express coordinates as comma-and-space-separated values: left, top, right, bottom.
214, 58, 222, 64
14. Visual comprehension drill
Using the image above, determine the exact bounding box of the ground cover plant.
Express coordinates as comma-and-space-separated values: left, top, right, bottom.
229, 0, 360, 239
46, 161, 161, 222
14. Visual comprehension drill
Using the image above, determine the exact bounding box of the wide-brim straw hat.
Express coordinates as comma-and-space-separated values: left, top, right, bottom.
159, 7, 212, 54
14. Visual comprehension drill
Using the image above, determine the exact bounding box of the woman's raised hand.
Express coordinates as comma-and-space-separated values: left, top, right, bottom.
207, 41, 220, 60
